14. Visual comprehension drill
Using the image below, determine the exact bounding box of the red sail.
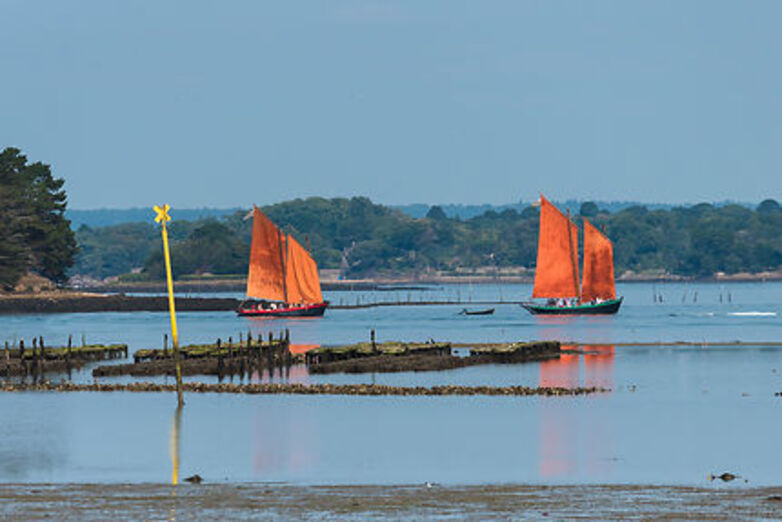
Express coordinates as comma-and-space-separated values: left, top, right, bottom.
284, 234, 324, 304
532, 196, 580, 298
581, 219, 616, 301
246, 207, 286, 301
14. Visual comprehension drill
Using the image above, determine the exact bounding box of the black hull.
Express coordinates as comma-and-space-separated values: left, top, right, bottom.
521, 297, 623, 315
237, 301, 329, 318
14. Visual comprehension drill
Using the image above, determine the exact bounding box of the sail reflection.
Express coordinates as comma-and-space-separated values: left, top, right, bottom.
253, 404, 318, 477
289, 344, 319, 356
539, 345, 615, 480
584, 345, 615, 389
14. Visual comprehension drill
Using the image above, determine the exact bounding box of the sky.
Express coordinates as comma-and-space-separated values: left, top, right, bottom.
2, 1, 781, 209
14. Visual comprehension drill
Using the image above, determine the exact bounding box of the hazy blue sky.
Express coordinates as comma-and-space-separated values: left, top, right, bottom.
2, 1, 781, 209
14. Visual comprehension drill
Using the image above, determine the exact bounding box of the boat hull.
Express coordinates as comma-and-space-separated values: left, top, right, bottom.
460, 308, 495, 316
521, 297, 623, 315
237, 301, 329, 318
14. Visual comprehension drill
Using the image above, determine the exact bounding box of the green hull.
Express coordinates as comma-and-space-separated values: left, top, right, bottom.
521, 297, 623, 315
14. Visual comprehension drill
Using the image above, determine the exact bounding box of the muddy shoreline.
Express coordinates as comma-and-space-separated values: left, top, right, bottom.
0, 294, 241, 314
2, 483, 781, 520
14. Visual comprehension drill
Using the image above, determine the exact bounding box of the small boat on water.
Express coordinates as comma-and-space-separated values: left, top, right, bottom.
459, 308, 495, 316
237, 206, 328, 318
521, 195, 622, 315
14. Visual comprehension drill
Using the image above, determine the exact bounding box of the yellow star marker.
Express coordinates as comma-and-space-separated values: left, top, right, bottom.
154, 204, 184, 409
154, 204, 171, 223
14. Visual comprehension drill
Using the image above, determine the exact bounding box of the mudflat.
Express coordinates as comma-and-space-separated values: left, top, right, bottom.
2, 483, 781, 520
0, 292, 239, 313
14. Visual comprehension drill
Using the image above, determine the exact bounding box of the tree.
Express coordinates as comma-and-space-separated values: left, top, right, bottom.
144, 221, 249, 279
0, 148, 77, 287
426, 205, 448, 221
757, 199, 781, 214
579, 201, 599, 217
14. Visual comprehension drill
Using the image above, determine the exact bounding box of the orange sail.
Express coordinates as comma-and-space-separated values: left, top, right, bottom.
581, 219, 616, 301
246, 207, 287, 301
532, 196, 580, 298
284, 234, 324, 304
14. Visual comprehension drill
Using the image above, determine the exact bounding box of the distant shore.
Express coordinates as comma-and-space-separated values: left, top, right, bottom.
68, 269, 782, 295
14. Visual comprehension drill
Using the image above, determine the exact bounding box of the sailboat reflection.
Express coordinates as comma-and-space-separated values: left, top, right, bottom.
248, 345, 318, 384
253, 405, 318, 477
538, 345, 615, 388
539, 345, 615, 479
289, 344, 319, 356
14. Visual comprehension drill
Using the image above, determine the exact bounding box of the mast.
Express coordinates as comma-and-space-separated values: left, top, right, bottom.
278, 228, 288, 303
566, 209, 581, 303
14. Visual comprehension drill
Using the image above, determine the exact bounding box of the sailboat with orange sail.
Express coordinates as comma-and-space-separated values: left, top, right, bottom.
521, 195, 622, 315
237, 206, 329, 317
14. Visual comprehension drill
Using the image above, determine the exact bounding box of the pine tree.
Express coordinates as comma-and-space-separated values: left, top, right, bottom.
0, 148, 77, 288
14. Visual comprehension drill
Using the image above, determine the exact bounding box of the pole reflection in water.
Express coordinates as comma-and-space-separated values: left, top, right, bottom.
170, 405, 183, 485
538, 345, 616, 480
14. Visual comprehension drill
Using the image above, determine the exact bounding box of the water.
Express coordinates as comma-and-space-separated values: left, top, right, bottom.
1, 282, 781, 485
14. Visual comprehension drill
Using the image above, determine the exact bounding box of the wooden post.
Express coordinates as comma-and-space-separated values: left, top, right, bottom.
66, 335, 72, 378
371, 329, 376, 353
217, 349, 224, 381
32, 337, 38, 374
164, 333, 168, 355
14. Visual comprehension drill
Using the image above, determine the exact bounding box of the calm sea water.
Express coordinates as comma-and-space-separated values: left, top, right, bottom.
1, 282, 781, 485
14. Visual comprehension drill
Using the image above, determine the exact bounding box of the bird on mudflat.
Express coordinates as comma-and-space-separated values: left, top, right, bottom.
708, 472, 738, 482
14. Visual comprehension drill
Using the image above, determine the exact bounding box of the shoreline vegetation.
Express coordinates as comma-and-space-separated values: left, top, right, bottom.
2, 148, 781, 297
70, 196, 782, 286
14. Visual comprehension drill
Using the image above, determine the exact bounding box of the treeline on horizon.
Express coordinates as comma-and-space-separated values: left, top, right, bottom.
74, 196, 782, 281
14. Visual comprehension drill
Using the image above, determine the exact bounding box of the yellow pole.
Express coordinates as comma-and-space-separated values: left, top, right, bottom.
154, 204, 184, 407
